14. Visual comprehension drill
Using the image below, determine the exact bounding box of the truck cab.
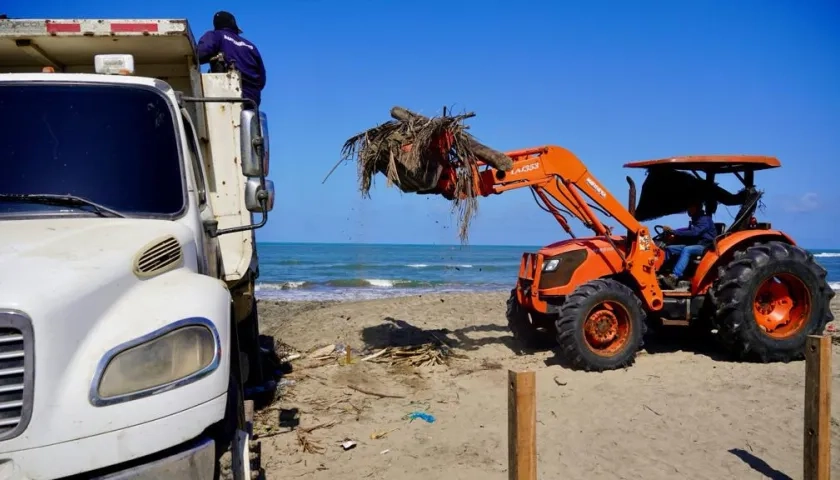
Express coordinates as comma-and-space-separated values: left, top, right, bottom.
0, 18, 274, 479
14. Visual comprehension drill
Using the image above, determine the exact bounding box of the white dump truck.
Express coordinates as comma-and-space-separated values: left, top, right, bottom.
0, 18, 275, 479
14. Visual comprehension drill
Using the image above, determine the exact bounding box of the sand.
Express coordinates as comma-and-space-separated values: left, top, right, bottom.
251, 293, 840, 480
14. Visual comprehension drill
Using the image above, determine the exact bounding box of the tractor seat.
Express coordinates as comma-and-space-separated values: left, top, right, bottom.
687, 226, 724, 266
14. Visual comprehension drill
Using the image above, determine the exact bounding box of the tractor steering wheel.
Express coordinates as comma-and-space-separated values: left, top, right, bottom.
653, 225, 667, 237
652, 225, 671, 247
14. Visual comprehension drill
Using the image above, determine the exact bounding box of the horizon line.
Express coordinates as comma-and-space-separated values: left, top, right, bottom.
255, 240, 835, 251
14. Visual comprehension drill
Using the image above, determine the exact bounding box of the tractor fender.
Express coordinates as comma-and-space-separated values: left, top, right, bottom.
691, 229, 796, 294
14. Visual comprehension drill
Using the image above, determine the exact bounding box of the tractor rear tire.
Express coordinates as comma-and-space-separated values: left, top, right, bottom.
555, 279, 647, 371
506, 289, 554, 353
711, 241, 834, 362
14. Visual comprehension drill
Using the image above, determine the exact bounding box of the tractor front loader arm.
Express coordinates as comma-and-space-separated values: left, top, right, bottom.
435, 145, 665, 311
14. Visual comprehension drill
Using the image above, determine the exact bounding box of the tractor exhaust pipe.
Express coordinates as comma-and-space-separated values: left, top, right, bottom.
626, 176, 636, 216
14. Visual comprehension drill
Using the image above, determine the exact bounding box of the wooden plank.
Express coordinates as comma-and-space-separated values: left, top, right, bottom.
508, 370, 537, 480
804, 335, 831, 480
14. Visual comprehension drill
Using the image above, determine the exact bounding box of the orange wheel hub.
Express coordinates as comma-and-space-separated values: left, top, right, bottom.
752, 273, 811, 339
582, 301, 631, 356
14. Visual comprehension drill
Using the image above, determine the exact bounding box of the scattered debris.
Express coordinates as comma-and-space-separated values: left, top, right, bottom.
643, 404, 663, 417
302, 419, 339, 434
361, 348, 389, 362
380, 449, 390, 455
341, 440, 357, 451
308, 344, 336, 359
297, 430, 325, 454
405, 411, 436, 423
553, 376, 567, 386
370, 428, 399, 440
347, 384, 406, 399
280, 353, 302, 362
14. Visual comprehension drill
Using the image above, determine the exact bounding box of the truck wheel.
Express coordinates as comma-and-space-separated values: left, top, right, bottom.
214, 316, 246, 480
506, 289, 554, 353
555, 279, 647, 371
240, 297, 265, 388
711, 241, 834, 362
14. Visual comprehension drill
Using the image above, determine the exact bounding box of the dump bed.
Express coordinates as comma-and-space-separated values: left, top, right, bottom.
0, 19, 200, 93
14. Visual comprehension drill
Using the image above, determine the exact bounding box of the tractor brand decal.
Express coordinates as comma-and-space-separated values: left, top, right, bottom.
512, 163, 539, 175
639, 234, 650, 251
585, 177, 607, 198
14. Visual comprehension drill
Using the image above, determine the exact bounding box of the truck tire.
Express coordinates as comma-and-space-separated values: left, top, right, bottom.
555, 279, 647, 371
240, 297, 265, 388
506, 289, 554, 353
215, 317, 246, 480
710, 241, 834, 362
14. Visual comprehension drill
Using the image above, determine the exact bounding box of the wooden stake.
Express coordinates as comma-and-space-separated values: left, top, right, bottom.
804, 335, 831, 480
508, 370, 537, 480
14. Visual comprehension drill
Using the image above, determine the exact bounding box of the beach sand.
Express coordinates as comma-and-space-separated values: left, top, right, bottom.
252, 293, 840, 480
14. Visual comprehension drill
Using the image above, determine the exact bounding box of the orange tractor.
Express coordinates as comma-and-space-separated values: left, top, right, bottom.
426, 144, 834, 371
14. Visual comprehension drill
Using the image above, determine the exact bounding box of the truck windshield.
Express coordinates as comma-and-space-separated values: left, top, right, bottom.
0, 83, 185, 217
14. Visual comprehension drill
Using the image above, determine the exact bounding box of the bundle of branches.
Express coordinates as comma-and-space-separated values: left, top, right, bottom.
367, 342, 462, 368
336, 106, 513, 243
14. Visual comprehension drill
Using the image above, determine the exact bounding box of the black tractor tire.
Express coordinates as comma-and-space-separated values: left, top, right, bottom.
506, 289, 555, 353
710, 241, 834, 362
555, 279, 647, 371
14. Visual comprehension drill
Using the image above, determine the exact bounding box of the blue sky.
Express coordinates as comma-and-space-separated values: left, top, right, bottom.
10, 0, 840, 248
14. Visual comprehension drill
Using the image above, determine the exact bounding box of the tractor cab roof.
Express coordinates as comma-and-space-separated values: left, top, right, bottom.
628, 155, 779, 222
623, 155, 780, 174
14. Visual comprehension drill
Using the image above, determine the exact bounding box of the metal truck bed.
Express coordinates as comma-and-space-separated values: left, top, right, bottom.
0, 19, 200, 94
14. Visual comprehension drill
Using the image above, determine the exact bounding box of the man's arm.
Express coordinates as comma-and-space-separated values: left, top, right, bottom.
673, 216, 713, 237
196, 31, 220, 64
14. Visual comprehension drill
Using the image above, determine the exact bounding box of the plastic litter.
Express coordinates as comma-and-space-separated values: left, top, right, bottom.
406, 411, 436, 423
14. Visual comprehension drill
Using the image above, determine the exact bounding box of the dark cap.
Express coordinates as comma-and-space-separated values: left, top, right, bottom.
213, 11, 242, 33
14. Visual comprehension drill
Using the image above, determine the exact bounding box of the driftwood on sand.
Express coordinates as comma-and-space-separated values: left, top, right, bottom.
332, 106, 513, 243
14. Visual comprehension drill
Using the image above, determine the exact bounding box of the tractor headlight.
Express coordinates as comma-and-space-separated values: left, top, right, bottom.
91, 319, 220, 406
542, 259, 560, 272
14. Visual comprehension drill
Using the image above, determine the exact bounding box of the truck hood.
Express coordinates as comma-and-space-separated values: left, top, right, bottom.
0, 218, 197, 313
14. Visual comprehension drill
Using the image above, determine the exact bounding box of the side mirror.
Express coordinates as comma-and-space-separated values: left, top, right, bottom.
239, 110, 270, 177
244, 177, 275, 213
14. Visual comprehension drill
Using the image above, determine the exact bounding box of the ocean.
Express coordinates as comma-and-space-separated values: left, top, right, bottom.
254, 243, 840, 302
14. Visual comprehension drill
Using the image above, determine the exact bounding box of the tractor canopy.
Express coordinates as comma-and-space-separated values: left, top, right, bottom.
623, 155, 780, 222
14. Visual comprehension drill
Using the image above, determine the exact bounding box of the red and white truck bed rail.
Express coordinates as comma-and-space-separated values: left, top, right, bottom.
0, 18, 189, 36
0, 18, 198, 74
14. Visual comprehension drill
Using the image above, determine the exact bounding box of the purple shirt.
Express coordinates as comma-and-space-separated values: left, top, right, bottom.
197, 27, 267, 107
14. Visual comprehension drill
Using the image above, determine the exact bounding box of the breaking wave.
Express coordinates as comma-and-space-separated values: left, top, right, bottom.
256, 278, 460, 291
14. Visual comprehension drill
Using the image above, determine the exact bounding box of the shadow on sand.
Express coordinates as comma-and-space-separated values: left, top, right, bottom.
728, 448, 793, 480
356, 314, 739, 371
361, 316, 517, 352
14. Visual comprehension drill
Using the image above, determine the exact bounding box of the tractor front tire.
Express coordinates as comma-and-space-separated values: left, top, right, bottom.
506, 289, 555, 353
711, 241, 834, 362
555, 279, 647, 371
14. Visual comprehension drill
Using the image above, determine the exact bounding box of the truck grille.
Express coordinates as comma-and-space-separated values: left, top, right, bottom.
0, 311, 34, 441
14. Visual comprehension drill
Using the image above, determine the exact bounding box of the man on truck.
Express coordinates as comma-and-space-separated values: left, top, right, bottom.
197, 11, 267, 108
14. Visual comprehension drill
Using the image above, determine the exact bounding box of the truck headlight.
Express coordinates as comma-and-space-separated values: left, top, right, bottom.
91, 318, 220, 406
542, 259, 560, 272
